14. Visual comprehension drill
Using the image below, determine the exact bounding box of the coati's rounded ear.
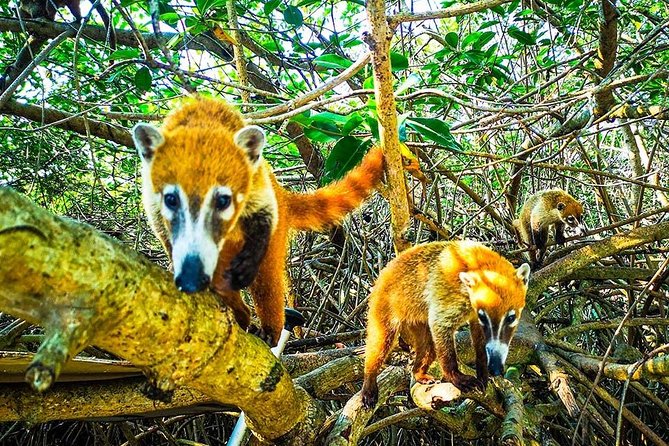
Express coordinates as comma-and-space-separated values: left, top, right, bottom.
557, 202, 566, 211
516, 263, 531, 285
132, 123, 164, 163
459, 271, 479, 290
234, 125, 266, 164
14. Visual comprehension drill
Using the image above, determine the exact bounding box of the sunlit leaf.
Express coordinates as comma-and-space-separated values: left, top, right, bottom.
390, 52, 409, 72
195, 0, 224, 15
508, 26, 536, 45
263, 0, 281, 15
322, 137, 372, 185
313, 54, 353, 70
406, 117, 462, 151
109, 48, 140, 60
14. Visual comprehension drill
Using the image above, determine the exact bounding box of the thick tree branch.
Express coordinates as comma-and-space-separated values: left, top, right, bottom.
527, 221, 669, 306
0, 99, 133, 147
0, 188, 313, 442
365, 0, 411, 253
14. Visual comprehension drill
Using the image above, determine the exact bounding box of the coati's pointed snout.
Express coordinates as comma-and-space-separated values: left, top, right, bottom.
487, 355, 505, 377
485, 340, 509, 377
175, 255, 210, 293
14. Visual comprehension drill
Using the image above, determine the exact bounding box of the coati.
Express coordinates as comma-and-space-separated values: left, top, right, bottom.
513, 189, 585, 267
19, 0, 117, 49
133, 97, 385, 344
361, 241, 530, 408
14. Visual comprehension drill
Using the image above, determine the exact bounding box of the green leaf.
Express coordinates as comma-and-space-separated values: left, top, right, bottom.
363, 76, 374, 89
342, 113, 364, 135
472, 31, 495, 49
508, 26, 536, 45
303, 128, 339, 143
322, 137, 372, 185
313, 54, 353, 70
196, 0, 224, 15
134, 67, 152, 91
444, 32, 458, 49
405, 117, 462, 151
263, 0, 282, 15
283, 6, 303, 26
390, 52, 409, 71
160, 12, 181, 25
365, 117, 379, 140
312, 112, 349, 126
108, 48, 140, 60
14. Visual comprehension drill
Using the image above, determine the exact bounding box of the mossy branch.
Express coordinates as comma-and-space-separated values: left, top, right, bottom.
527, 221, 669, 306
0, 188, 312, 442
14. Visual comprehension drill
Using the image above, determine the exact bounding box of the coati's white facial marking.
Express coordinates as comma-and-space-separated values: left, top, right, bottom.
237, 193, 244, 203
164, 185, 219, 286
476, 307, 523, 376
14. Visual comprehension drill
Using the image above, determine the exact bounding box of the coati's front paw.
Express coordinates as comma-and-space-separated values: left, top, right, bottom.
446, 372, 480, 393
361, 381, 379, 409
224, 258, 260, 290
414, 373, 437, 385
248, 325, 279, 346
475, 376, 489, 391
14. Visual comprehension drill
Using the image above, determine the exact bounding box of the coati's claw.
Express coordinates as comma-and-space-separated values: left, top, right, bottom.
224, 260, 258, 290
415, 374, 437, 385
361, 381, 379, 409
448, 372, 480, 393
430, 395, 450, 410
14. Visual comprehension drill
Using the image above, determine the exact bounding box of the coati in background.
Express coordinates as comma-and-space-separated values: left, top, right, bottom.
19, 0, 116, 49
513, 189, 585, 267
133, 97, 385, 344
361, 240, 530, 408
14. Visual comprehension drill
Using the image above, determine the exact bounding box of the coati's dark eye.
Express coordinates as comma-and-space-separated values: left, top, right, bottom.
478, 310, 487, 326
566, 216, 575, 223
164, 193, 179, 210
216, 194, 232, 211
506, 313, 516, 325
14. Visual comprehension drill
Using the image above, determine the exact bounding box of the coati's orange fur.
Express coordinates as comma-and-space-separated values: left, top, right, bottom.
513, 189, 585, 266
134, 97, 385, 344
361, 241, 529, 408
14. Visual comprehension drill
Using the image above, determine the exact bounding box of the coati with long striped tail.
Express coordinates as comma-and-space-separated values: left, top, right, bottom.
361, 241, 530, 408
513, 189, 585, 267
133, 97, 385, 344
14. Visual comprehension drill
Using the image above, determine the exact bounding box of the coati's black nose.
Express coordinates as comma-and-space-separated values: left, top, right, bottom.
175, 255, 210, 293
487, 353, 505, 377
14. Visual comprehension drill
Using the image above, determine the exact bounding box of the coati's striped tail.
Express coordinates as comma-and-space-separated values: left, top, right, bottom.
286, 146, 385, 231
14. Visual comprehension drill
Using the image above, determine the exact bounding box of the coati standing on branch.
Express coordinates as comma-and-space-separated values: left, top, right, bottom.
361, 241, 530, 408
133, 97, 385, 345
19, 0, 117, 49
513, 189, 585, 267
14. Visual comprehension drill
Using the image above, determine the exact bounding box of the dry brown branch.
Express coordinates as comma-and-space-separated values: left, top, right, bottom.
226, 0, 250, 106
244, 53, 371, 120
1, 99, 133, 147
388, 0, 512, 28
0, 17, 233, 61
593, 0, 618, 116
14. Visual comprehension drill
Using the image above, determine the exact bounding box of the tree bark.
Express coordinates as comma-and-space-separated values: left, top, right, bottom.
0, 187, 316, 442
